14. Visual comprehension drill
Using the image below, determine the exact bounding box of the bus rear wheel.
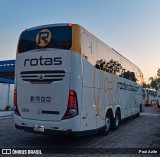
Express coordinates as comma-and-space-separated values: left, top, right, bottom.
100, 112, 111, 135
111, 111, 120, 130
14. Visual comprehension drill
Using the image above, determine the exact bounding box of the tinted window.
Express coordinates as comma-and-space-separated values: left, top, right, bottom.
18, 26, 72, 53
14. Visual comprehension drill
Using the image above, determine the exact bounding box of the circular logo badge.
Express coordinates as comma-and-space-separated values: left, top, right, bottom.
39, 75, 44, 80
36, 29, 51, 47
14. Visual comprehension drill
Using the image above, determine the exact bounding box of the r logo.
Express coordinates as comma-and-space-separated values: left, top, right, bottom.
36, 29, 51, 47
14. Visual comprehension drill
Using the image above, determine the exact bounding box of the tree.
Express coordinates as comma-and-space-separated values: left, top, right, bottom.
142, 82, 149, 88
157, 68, 160, 78
149, 77, 153, 82
150, 78, 158, 90
149, 68, 160, 90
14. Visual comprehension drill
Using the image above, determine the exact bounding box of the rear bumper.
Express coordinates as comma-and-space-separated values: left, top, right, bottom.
14, 114, 80, 135
15, 123, 102, 136
15, 124, 73, 135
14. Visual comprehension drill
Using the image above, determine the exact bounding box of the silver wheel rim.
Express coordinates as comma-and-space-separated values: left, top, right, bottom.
105, 117, 110, 131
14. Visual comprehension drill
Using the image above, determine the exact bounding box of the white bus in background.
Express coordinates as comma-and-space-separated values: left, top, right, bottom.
14, 23, 144, 136
143, 88, 157, 106
156, 88, 160, 108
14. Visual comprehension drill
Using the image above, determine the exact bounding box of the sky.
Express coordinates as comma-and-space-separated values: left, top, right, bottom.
0, 0, 160, 83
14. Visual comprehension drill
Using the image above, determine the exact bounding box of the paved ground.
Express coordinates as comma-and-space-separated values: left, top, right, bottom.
0, 105, 160, 157
0, 111, 13, 120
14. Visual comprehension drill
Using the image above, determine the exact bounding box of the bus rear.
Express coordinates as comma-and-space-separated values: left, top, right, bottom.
143, 88, 157, 106
14, 24, 82, 135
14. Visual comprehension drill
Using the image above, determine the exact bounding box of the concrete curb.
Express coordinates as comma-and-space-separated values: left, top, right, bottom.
0, 111, 14, 118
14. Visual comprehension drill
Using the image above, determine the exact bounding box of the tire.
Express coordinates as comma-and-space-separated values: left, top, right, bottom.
140, 104, 142, 112
111, 111, 120, 130
136, 112, 140, 117
100, 113, 111, 136
136, 106, 140, 117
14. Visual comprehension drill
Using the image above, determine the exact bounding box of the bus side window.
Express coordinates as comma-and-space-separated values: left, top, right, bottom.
95, 43, 109, 71
82, 33, 97, 66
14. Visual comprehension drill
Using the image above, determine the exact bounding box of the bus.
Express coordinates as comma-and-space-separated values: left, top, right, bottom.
143, 88, 157, 106
14, 23, 144, 136
156, 88, 160, 108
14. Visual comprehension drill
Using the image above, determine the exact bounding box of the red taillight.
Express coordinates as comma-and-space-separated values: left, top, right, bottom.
68, 90, 76, 108
62, 90, 78, 120
68, 23, 72, 27
146, 96, 149, 104
14, 89, 21, 116
14, 89, 17, 106
23, 29, 28, 32
146, 99, 149, 104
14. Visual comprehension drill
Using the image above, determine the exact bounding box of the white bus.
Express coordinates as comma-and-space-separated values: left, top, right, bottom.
156, 88, 160, 108
14, 23, 144, 136
143, 88, 157, 106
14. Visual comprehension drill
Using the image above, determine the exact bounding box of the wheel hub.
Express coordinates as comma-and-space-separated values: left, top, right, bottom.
105, 118, 110, 131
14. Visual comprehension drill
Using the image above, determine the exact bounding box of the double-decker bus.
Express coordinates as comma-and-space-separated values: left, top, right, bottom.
143, 88, 157, 106
14, 23, 144, 135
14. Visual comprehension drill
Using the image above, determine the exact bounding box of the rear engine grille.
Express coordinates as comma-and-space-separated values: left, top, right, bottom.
21, 70, 65, 83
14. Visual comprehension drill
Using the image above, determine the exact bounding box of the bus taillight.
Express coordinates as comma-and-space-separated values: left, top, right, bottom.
23, 29, 28, 32
62, 90, 78, 120
146, 96, 149, 105
14, 89, 17, 105
14, 89, 21, 116
68, 23, 72, 27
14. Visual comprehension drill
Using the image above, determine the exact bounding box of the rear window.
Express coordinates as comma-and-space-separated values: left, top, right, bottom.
18, 25, 72, 53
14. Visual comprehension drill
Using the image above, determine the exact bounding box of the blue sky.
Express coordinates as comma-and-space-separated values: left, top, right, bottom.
0, 0, 160, 82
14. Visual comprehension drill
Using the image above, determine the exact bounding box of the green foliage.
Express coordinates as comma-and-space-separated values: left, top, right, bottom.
149, 68, 160, 90
157, 69, 160, 78
142, 82, 149, 88
150, 78, 158, 90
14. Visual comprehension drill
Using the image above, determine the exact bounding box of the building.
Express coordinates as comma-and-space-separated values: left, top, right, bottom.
0, 60, 15, 84
0, 60, 15, 110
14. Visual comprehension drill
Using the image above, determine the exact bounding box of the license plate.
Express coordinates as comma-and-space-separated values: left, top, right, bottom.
34, 125, 44, 132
